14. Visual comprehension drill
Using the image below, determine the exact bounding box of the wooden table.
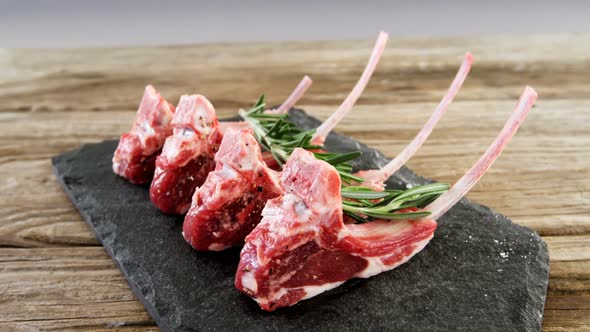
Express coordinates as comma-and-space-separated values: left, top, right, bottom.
0, 35, 588, 331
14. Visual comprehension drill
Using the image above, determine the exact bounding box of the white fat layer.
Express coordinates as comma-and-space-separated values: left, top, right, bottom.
256, 287, 287, 307
300, 281, 346, 300
241, 272, 258, 293
141, 121, 156, 136
238, 150, 256, 170
282, 195, 311, 220
219, 163, 238, 180
160, 139, 178, 162
136, 122, 156, 149
266, 195, 318, 237
307, 174, 339, 216
178, 127, 195, 137
160, 136, 202, 168
336, 227, 347, 241
337, 219, 414, 241
355, 235, 433, 279
295, 200, 311, 220
254, 281, 346, 308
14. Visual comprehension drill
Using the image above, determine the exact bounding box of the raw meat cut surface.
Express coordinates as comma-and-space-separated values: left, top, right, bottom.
150, 76, 311, 213
150, 95, 222, 214
236, 148, 437, 311
236, 86, 538, 311
113, 85, 175, 184
183, 128, 283, 250
182, 32, 390, 249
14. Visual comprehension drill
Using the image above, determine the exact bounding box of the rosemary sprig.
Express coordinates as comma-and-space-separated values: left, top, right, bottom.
240, 95, 449, 222
239, 95, 361, 183
341, 183, 449, 222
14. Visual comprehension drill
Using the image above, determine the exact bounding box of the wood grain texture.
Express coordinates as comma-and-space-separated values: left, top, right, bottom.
0, 35, 588, 331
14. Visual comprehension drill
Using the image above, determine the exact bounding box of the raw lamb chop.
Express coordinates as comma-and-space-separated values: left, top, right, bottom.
150, 95, 222, 214
182, 32, 389, 250
112, 85, 175, 184
150, 76, 312, 214
235, 86, 537, 311
183, 128, 284, 250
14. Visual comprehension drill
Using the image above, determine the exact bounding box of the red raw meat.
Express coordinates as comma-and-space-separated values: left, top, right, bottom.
112, 85, 175, 184
236, 86, 537, 311
182, 32, 389, 250
150, 76, 311, 214
150, 95, 223, 214
183, 128, 283, 250
235, 148, 436, 311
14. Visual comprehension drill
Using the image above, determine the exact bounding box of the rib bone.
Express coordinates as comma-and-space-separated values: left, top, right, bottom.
312, 32, 389, 144
220, 76, 313, 133
271, 75, 313, 114
358, 53, 474, 189
425, 86, 538, 220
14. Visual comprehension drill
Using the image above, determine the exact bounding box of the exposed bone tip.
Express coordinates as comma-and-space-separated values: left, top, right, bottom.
424, 86, 538, 220
274, 75, 314, 114
524, 86, 538, 99
312, 32, 389, 142
145, 84, 157, 95
360, 50, 473, 184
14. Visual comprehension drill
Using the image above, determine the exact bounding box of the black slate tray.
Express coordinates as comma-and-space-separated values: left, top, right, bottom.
52, 110, 549, 331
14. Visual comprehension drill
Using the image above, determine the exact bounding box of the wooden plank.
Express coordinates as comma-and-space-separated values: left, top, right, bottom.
0, 35, 588, 330
0, 247, 155, 331
2, 36, 590, 114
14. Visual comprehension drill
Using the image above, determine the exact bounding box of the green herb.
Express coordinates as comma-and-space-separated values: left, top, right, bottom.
240, 95, 449, 222
341, 183, 449, 222
239, 95, 361, 183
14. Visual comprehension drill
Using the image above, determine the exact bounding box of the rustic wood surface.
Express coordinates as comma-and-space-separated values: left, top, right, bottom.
0, 35, 588, 331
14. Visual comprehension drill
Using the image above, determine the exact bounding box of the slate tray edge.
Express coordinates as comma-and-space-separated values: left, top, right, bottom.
51, 152, 175, 332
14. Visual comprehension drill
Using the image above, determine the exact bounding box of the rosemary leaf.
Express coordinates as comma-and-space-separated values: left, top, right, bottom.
362, 211, 432, 220
240, 95, 363, 184
240, 95, 450, 223
340, 189, 391, 200
315, 151, 362, 165
341, 183, 448, 222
